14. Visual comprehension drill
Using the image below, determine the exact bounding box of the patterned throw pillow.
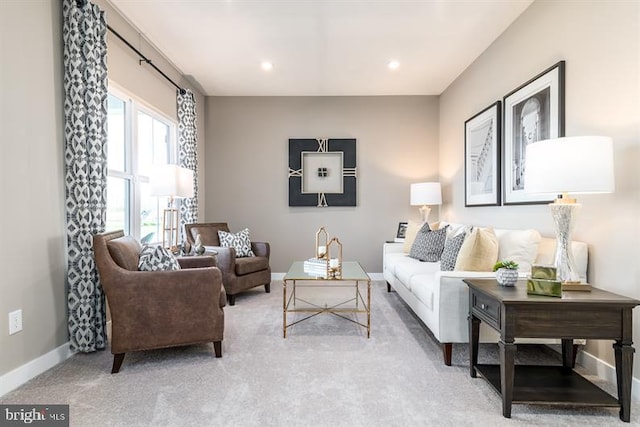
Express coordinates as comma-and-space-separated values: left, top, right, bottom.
218, 228, 255, 258
138, 245, 181, 271
409, 225, 449, 262
440, 231, 467, 271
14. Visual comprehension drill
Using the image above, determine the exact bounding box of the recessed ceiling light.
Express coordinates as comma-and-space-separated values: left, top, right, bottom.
388, 60, 400, 70
261, 61, 273, 71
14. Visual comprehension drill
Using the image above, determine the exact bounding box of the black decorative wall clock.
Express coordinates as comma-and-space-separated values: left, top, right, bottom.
288, 138, 357, 207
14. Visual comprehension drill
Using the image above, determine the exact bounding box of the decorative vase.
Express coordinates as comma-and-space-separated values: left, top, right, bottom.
496, 268, 518, 287
194, 234, 205, 255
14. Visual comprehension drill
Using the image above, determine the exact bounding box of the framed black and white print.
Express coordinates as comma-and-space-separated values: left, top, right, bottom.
396, 222, 408, 241
288, 138, 357, 207
464, 101, 501, 207
503, 61, 565, 205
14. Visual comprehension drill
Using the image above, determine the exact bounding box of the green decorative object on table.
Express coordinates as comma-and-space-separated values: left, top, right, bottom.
527, 265, 561, 297
493, 260, 519, 287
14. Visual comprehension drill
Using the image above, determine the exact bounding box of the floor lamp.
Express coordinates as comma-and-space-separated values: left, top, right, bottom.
410, 182, 442, 223
524, 136, 614, 287
150, 164, 194, 251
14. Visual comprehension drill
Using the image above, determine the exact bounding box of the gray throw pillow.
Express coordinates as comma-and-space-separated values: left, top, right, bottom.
409, 225, 449, 262
138, 245, 181, 271
440, 231, 467, 271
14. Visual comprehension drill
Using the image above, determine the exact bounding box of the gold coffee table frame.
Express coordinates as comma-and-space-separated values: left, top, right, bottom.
283, 261, 371, 338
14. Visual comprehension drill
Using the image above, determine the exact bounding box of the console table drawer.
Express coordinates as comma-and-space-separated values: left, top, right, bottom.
471, 291, 500, 328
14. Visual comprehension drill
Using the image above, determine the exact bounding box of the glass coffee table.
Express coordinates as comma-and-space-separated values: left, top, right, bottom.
282, 261, 371, 338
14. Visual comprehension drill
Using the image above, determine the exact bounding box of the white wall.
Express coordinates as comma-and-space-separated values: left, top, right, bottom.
205, 96, 439, 272
439, 0, 640, 369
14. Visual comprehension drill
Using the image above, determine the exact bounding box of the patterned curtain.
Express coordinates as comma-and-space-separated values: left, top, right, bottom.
62, 0, 108, 352
177, 89, 199, 238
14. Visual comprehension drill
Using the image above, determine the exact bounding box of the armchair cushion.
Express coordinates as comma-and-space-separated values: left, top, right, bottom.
218, 228, 255, 257
107, 236, 142, 271
235, 256, 270, 275
138, 245, 181, 271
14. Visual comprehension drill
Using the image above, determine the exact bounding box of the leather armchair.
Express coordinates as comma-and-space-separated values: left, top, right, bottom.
93, 230, 225, 373
185, 222, 271, 305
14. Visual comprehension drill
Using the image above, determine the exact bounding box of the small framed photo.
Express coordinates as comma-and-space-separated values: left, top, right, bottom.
503, 61, 565, 205
395, 222, 408, 242
464, 101, 501, 207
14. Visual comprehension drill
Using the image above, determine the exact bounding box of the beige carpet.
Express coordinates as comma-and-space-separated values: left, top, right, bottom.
1, 281, 635, 426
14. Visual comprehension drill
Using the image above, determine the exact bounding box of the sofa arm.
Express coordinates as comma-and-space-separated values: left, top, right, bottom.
252, 241, 270, 259
383, 242, 404, 255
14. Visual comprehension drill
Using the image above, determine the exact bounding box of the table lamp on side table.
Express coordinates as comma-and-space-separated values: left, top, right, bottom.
410, 182, 442, 223
150, 164, 194, 251
524, 136, 614, 288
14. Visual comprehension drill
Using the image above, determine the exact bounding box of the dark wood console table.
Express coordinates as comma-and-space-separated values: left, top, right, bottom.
464, 279, 639, 422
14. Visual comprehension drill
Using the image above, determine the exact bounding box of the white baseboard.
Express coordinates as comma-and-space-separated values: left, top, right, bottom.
577, 348, 640, 403
0, 342, 74, 397
272, 272, 384, 281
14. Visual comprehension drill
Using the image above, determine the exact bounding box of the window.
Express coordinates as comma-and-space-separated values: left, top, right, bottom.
106, 88, 177, 243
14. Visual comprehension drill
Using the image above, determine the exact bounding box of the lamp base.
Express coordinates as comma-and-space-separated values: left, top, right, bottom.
418, 205, 431, 223
549, 202, 581, 284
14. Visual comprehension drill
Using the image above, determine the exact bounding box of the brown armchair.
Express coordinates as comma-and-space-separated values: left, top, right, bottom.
185, 222, 271, 305
93, 230, 226, 373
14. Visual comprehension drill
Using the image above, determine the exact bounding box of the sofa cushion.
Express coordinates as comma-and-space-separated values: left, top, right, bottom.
138, 245, 181, 271
395, 256, 441, 291
440, 231, 467, 271
235, 256, 269, 275
218, 228, 255, 258
107, 236, 142, 271
454, 227, 498, 272
409, 225, 449, 262
495, 229, 541, 272
410, 274, 437, 311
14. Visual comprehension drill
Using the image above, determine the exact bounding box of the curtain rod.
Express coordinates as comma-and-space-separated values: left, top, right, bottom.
106, 24, 186, 95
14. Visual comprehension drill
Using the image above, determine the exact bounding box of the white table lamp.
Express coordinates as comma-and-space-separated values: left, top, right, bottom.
410, 182, 442, 223
524, 136, 614, 284
150, 164, 194, 250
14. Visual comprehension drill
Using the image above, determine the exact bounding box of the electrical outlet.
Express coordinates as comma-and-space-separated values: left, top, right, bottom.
9, 310, 22, 335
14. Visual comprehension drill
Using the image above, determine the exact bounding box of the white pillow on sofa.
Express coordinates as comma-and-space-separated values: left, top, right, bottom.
496, 229, 541, 272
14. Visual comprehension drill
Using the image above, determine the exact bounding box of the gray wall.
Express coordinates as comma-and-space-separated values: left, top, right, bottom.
0, 0, 206, 379
205, 96, 439, 272
0, 0, 67, 378
439, 1, 639, 369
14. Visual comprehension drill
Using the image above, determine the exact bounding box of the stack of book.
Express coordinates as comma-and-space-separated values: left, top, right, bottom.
303, 258, 328, 276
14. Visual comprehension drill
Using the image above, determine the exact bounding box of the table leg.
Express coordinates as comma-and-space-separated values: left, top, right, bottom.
367, 279, 371, 338
499, 339, 516, 418
283, 279, 288, 338
469, 315, 480, 378
561, 338, 573, 371
614, 340, 635, 422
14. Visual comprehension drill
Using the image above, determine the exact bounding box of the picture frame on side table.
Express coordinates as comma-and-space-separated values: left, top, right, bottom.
464, 101, 501, 207
395, 221, 408, 243
503, 61, 565, 205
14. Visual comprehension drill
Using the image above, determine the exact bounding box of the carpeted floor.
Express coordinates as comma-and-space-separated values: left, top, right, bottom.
1, 280, 637, 426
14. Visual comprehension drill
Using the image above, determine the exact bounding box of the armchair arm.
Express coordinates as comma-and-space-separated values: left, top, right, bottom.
251, 242, 270, 258
207, 246, 236, 273
105, 267, 224, 353
177, 255, 216, 269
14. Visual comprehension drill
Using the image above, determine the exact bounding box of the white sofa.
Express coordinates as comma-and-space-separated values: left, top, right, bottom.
383, 222, 588, 365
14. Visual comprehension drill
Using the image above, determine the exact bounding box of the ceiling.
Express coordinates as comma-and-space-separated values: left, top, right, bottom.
109, 0, 534, 96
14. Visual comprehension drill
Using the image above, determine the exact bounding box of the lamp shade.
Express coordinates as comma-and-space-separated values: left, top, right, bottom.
524, 136, 614, 194
410, 182, 442, 205
149, 164, 194, 198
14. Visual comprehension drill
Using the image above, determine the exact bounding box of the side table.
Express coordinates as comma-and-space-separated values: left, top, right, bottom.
464, 278, 639, 422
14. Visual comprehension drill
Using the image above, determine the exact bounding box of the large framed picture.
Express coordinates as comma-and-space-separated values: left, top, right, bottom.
288, 138, 357, 207
464, 101, 501, 207
502, 61, 565, 205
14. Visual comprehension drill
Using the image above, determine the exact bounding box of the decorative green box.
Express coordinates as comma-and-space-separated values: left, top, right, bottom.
527, 278, 562, 297
531, 265, 557, 280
